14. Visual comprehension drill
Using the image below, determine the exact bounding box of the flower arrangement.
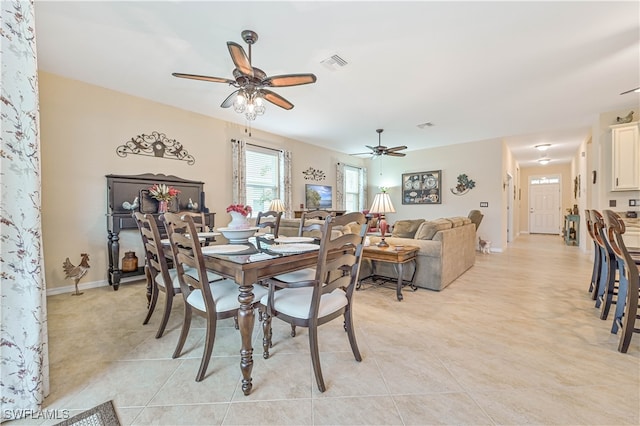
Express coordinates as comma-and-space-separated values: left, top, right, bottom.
226, 204, 252, 217
148, 183, 180, 201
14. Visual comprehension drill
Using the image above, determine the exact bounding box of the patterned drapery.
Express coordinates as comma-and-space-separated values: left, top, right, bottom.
1, 0, 50, 420
279, 150, 293, 218
231, 139, 247, 205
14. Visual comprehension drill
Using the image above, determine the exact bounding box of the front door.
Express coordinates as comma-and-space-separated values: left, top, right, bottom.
529, 176, 561, 234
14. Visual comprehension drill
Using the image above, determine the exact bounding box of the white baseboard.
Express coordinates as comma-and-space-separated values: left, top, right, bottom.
46, 276, 145, 296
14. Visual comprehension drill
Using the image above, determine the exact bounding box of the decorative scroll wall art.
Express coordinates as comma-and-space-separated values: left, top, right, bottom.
116, 131, 195, 165
302, 167, 326, 181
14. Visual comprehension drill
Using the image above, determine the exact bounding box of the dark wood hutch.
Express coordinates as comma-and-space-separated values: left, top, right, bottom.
106, 173, 214, 290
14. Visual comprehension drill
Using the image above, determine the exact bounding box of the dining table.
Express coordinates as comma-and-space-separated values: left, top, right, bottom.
197, 235, 324, 395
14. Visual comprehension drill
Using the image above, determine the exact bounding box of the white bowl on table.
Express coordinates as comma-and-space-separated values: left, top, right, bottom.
217, 227, 259, 243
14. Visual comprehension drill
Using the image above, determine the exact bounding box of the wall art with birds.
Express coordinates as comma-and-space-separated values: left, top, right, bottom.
63, 253, 90, 295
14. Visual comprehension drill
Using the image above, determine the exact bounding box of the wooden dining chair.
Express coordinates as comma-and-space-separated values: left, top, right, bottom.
134, 212, 179, 338
603, 210, 640, 353
260, 212, 367, 392
271, 210, 329, 289
298, 210, 332, 238
179, 211, 208, 232
163, 212, 268, 381
255, 210, 283, 238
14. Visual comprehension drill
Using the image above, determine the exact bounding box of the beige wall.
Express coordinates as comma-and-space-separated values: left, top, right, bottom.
39, 72, 362, 292
367, 138, 506, 250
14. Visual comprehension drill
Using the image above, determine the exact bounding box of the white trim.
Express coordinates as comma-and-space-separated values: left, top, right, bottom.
46, 276, 146, 296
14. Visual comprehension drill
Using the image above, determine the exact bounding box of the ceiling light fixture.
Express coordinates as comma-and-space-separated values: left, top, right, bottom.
538, 158, 551, 165
535, 144, 551, 151
233, 88, 266, 121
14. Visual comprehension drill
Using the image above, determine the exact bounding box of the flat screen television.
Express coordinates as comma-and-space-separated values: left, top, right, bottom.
305, 184, 332, 209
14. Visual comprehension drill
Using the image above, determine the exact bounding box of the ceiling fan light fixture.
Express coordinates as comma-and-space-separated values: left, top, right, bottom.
535, 143, 551, 151
232, 89, 266, 121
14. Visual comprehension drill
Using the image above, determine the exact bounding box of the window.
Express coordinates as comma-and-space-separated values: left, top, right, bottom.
245, 146, 280, 213
344, 165, 363, 212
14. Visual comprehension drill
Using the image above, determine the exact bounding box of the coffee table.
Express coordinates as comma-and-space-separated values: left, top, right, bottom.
358, 244, 419, 301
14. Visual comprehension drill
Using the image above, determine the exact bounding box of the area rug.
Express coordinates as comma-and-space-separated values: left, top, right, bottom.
56, 400, 120, 426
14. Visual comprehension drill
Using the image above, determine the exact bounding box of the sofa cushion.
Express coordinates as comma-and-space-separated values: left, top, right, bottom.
446, 216, 472, 228
415, 219, 452, 240
391, 219, 425, 238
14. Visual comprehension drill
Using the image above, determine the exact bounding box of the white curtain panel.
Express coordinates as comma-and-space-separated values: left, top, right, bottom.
231, 139, 247, 205
280, 150, 292, 218
1, 0, 50, 420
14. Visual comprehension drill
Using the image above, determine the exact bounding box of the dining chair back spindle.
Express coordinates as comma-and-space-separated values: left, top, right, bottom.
260, 211, 368, 392
163, 212, 267, 381
603, 210, 640, 353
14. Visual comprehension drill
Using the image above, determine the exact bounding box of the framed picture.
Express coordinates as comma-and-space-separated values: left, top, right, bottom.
402, 170, 442, 204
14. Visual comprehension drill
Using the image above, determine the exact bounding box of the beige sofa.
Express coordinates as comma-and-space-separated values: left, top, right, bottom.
361, 217, 476, 291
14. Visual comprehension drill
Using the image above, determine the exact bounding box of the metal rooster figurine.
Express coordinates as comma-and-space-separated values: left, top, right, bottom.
63, 253, 90, 296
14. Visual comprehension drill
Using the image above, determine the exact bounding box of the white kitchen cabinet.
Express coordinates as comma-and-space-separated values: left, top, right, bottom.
610, 121, 640, 191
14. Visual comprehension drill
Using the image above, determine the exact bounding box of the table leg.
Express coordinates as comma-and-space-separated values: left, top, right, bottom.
237, 283, 255, 395
396, 263, 404, 301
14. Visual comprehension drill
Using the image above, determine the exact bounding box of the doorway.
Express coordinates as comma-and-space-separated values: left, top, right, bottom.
529, 175, 561, 234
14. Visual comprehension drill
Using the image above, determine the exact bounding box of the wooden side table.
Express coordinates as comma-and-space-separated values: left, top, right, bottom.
358, 244, 419, 301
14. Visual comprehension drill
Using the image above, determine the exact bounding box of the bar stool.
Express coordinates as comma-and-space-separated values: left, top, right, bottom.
603, 210, 640, 353
591, 210, 618, 319
584, 209, 602, 299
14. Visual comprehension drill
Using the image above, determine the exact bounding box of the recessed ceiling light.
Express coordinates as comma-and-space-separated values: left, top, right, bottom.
538, 158, 551, 165
535, 144, 551, 151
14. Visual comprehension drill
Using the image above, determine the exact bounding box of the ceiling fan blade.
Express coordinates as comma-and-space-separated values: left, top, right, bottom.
227, 41, 253, 77
261, 89, 294, 110
386, 152, 406, 157
220, 89, 240, 108
263, 73, 317, 87
619, 87, 640, 95
351, 152, 375, 156
172, 73, 235, 85
386, 145, 408, 152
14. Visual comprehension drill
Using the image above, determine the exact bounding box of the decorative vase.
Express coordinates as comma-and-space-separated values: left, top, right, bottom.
121, 251, 138, 272
157, 200, 168, 214
228, 211, 250, 229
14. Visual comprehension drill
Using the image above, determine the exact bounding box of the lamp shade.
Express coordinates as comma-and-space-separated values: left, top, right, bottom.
269, 199, 286, 212
369, 193, 396, 214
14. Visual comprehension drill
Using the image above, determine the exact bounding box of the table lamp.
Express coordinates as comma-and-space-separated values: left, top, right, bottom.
269, 199, 286, 213
368, 192, 395, 247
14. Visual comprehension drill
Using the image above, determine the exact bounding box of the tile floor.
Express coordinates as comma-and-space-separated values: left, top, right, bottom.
8, 234, 640, 425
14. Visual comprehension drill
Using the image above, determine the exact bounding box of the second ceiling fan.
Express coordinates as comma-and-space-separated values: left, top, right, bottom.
172, 30, 317, 120
352, 129, 407, 157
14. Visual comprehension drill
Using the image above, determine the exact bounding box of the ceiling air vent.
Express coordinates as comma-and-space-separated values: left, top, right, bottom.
321, 54, 348, 71
417, 122, 434, 129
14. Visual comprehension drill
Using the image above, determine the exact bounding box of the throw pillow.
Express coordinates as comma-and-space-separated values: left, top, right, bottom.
415, 219, 452, 240
391, 219, 425, 238
447, 216, 471, 227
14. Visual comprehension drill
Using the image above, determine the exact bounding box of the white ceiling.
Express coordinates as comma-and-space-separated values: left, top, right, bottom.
34, 1, 640, 167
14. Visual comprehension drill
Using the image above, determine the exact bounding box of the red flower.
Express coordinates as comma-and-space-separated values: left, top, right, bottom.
226, 204, 252, 217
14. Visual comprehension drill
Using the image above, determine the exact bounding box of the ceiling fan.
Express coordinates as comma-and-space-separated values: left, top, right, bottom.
352, 129, 407, 157
172, 30, 317, 120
